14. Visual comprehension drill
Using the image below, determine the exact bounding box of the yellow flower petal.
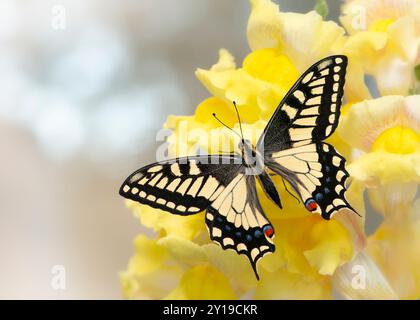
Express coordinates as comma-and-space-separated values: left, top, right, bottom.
325, 131, 353, 161
243, 48, 299, 89
128, 201, 205, 240
194, 97, 237, 128
158, 236, 207, 266
374, 53, 417, 96
304, 219, 354, 275
247, 0, 283, 51
242, 48, 299, 119
164, 265, 237, 300
339, 95, 420, 152
340, 0, 419, 34
342, 56, 372, 102
372, 126, 420, 154
254, 268, 332, 299
211, 48, 236, 71
247, 0, 367, 101
128, 235, 168, 275
343, 31, 388, 70
334, 181, 367, 252
196, 68, 266, 116
348, 152, 420, 184
367, 207, 420, 299
275, 11, 345, 71
270, 215, 355, 276
369, 18, 396, 32
120, 266, 182, 299
258, 245, 287, 273
203, 243, 257, 294
195, 49, 264, 120
374, 17, 419, 95
368, 182, 418, 219
248, 0, 345, 71
120, 235, 183, 299
332, 250, 398, 300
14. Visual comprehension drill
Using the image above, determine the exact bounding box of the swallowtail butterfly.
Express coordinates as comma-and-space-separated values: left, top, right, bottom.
120, 55, 357, 279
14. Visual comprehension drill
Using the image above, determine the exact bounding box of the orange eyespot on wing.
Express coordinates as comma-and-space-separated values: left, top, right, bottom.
305, 199, 318, 212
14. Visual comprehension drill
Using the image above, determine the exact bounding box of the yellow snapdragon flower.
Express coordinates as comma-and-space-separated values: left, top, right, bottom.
340, 0, 420, 95
336, 95, 420, 299
339, 95, 420, 216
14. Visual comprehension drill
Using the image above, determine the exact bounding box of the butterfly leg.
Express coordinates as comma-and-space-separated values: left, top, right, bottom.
281, 178, 301, 204
267, 173, 300, 205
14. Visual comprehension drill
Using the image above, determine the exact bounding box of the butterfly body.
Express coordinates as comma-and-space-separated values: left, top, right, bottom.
239, 139, 260, 167
238, 139, 283, 209
120, 55, 357, 279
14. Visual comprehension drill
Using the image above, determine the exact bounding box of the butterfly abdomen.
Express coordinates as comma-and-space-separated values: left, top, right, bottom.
257, 171, 282, 209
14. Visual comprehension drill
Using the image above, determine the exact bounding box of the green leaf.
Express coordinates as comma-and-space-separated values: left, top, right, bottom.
415, 64, 420, 82
315, 0, 329, 19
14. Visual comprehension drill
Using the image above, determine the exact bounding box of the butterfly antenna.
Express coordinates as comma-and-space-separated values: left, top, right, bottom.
282, 178, 300, 204
232, 101, 244, 141
212, 113, 242, 140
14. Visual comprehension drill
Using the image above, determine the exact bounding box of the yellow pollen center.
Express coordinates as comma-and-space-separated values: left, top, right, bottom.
371, 126, 420, 154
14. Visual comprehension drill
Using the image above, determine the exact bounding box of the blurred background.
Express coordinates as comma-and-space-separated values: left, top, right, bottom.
0, 0, 342, 299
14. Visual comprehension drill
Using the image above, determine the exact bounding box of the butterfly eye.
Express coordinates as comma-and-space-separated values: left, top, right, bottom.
305, 199, 318, 212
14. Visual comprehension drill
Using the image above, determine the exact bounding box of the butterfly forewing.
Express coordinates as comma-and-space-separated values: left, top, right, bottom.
120, 156, 242, 215
259, 55, 347, 154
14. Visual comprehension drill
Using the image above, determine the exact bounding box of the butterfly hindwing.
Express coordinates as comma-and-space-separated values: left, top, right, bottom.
259, 55, 347, 154
267, 142, 354, 220
119, 155, 242, 215
205, 175, 275, 279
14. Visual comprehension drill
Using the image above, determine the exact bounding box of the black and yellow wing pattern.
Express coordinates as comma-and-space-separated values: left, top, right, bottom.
120, 156, 241, 215
267, 142, 354, 220
259, 55, 347, 154
260, 55, 355, 219
120, 156, 275, 278
205, 174, 275, 279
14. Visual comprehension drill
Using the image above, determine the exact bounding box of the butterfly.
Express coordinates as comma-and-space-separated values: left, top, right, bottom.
119, 55, 357, 279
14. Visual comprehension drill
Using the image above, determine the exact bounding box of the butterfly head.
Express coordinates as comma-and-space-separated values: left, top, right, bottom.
238, 138, 250, 151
